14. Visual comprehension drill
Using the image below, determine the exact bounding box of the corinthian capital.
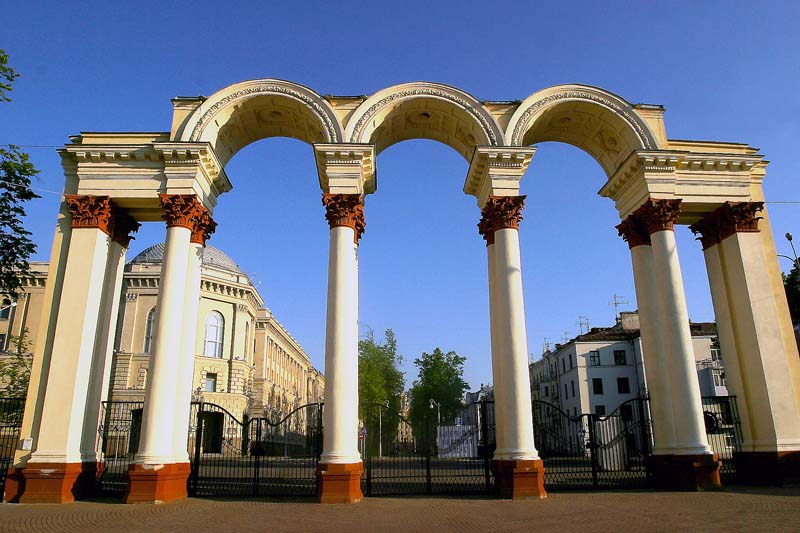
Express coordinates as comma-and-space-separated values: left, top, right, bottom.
159, 194, 205, 230
689, 201, 764, 249
190, 210, 217, 246
484, 195, 526, 231
322, 194, 365, 242
616, 215, 650, 249
65, 195, 114, 234
110, 204, 141, 248
634, 199, 682, 234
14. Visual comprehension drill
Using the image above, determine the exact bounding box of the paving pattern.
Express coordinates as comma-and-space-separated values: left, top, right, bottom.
0, 486, 798, 532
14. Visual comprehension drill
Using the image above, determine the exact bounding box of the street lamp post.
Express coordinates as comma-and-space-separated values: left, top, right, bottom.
428, 399, 440, 426
779, 233, 800, 271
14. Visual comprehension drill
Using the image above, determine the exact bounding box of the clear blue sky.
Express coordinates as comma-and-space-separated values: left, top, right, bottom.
2, 1, 798, 391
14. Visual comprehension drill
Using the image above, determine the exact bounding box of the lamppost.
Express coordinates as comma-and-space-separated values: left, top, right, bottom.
785, 233, 800, 270
428, 398, 441, 426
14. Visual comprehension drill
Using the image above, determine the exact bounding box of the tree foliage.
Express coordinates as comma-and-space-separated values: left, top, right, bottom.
784, 265, 800, 325
0, 49, 40, 299
358, 328, 405, 420
0, 326, 33, 397
408, 347, 470, 429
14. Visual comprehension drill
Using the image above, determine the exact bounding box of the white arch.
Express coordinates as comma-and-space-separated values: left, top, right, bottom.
177, 78, 344, 166
344, 81, 503, 160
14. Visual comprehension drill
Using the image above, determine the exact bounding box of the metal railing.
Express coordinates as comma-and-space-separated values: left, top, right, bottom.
0, 398, 25, 498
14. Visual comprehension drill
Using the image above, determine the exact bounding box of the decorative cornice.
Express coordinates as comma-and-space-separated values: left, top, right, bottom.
616, 215, 651, 249
160, 194, 205, 230
484, 195, 526, 231
463, 147, 537, 202
348, 85, 500, 146
314, 144, 376, 195
188, 83, 340, 143
510, 90, 655, 149
689, 201, 764, 249
634, 199, 682, 234
322, 194, 365, 242
65, 195, 114, 235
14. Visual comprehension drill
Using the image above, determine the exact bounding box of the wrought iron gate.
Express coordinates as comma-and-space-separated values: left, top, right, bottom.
0, 398, 25, 498
701, 395, 743, 483
532, 398, 652, 490
97, 401, 144, 497
362, 401, 494, 496
188, 402, 322, 497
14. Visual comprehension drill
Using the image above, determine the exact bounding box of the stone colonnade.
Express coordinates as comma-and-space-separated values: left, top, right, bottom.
6, 78, 800, 504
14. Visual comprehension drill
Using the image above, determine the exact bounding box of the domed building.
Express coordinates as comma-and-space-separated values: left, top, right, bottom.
108, 243, 324, 421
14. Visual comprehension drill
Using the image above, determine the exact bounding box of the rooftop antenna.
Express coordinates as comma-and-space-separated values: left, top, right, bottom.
577, 316, 590, 334
610, 293, 629, 322
542, 338, 551, 354
562, 332, 570, 344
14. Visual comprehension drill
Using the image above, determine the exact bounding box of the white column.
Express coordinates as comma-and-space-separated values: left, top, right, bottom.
487, 240, 509, 453
30, 225, 112, 465
625, 238, 676, 455
320, 224, 361, 464
172, 241, 204, 462
493, 226, 538, 460
650, 229, 712, 455
135, 224, 192, 465
79, 239, 128, 463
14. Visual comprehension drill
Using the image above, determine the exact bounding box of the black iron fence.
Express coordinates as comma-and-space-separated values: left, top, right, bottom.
97, 401, 144, 497
701, 395, 742, 483
188, 402, 322, 497
362, 400, 494, 496
533, 398, 652, 490
0, 398, 25, 498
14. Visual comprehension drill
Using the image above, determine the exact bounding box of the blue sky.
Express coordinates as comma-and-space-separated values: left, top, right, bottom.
2, 1, 799, 391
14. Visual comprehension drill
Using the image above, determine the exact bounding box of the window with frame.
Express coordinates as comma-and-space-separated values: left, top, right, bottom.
614, 350, 627, 365
617, 377, 630, 394
570, 354, 574, 369
144, 307, 156, 353
595, 405, 606, 416
571, 380, 575, 398
204, 311, 225, 358
564, 383, 568, 398
592, 378, 604, 395
544, 385, 549, 397
561, 358, 566, 373
589, 351, 600, 366
0, 333, 6, 351
0, 299, 11, 319
204, 373, 217, 392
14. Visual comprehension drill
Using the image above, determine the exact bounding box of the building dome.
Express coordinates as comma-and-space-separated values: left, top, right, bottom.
129, 242, 242, 273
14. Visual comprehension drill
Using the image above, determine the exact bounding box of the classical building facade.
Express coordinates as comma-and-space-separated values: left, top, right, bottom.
6, 79, 800, 505
0, 247, 323, 423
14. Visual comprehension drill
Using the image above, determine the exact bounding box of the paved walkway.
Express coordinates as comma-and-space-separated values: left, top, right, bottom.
0, 487, 798, 532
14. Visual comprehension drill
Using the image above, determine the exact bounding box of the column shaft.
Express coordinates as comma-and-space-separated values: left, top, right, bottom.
650, 230, 711, 455
487, 242, 508, 453
320, 225, 360, 464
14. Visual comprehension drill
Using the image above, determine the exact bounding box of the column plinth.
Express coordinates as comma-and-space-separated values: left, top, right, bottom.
124, 463, 191, 504
316, 462, 364, 504
647, 453, 722, 491
733, 451, 800, 486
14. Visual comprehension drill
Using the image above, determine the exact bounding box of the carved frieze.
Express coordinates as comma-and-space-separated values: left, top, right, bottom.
616, 215, 651, 249
633, 199, 682, 234
322, 194, 366, 242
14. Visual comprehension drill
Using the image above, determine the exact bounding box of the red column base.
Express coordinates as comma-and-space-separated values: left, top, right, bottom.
734, 451, 800, 486
491, 459, 547, 499
124, 463, 190, 504
648, 453, 721, 491
316, 462, 363, 503
3, 461, 100, 503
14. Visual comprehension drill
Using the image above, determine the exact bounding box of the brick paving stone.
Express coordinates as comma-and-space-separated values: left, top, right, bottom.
0, 487, 798, 532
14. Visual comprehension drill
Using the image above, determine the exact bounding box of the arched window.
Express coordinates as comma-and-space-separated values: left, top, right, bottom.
0, 299, 11, 320
204, 311, 225, 358
144, 307, 156, 353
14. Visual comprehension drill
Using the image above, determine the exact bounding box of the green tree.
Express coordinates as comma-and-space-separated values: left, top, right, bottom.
0, 326, 33, 397
407, 348, 470, 430
358, 328, 405, 419
0, 49, 40, 299
784, 265, 800, 325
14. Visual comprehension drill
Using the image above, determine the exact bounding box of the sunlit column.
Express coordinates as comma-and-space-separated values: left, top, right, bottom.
616, 214, 676, 455
172, 209, 216, 462
318, 193, 365, 503
636, 200, 712, 455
